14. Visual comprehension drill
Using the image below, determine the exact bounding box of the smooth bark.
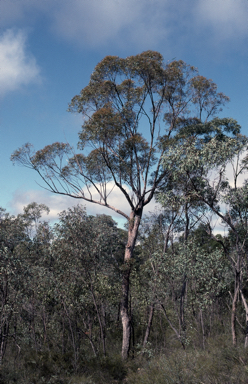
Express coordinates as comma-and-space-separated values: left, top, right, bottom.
90, 285, 106, 356
231, 285, 239, 346
160, 303, 185, 350
121, 208, 142, 360
143, 304, 155, 348
240, 290, 248, 348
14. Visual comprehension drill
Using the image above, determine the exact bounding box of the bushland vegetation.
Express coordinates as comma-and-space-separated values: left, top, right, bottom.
7, 51, 248, 382
12, 50, 239, 360
1, 195, 248, 383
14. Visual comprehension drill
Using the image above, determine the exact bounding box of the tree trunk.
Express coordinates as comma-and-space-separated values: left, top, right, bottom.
121, 271, 131, 359
143, 303, 155, 348
62, 299, 78, 370
184, 202, 189, 242
0, 276, 11, 367
121, 208, 142, 360
0, 322, 10, 367
90, 285, 106, 356
200, 309, 205, 350
160, 303, 185, 350
240, 290, 248, 348
231, 285, 239, 346
179, 276, 187, 334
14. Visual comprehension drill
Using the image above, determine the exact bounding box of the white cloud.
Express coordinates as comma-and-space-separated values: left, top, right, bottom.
195, 0, 248, 39
0, 0, 247, 52
0, 29, 41, 96
52, 0, 171, 49
8, 179, 160, 229
9, 189, 74, 221
0, 0, 171, 49
37, 0, 248, 50
8, 184, 131, 225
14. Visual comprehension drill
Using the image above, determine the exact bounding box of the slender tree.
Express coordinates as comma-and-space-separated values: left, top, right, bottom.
11, 51, 230, 359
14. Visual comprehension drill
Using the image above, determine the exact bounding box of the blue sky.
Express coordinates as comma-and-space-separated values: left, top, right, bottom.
1, 0, 248, 230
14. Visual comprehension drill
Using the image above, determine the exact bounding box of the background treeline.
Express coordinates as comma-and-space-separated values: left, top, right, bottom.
1, 198, 248, 383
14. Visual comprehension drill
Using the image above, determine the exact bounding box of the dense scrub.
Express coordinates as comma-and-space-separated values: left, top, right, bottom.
2, 339, 248, 383
1, 201, 248, 383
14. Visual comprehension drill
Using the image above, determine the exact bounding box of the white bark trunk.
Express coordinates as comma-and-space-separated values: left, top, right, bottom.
121, 208, 142, 359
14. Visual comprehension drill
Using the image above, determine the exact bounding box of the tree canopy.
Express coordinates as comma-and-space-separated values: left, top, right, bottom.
11, 50, 246, 360
11, 51, 232, 220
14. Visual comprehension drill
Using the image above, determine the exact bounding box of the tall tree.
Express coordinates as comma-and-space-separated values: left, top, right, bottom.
12, 51, 231, 359
158, 122, 248, 346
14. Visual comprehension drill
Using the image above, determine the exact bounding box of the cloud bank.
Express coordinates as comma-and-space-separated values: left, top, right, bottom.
195, 0, 248, 39
1, 0, 247, 51
8, 185, 131, 225
0, 29, 40, 96
52, 0, 172, 49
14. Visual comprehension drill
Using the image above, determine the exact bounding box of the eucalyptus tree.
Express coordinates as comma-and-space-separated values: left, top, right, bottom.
144, 237, 230, 350
12, 51, 231, 359
21, 202, 50, 238
0, 208, 31, 366
136, 203, 225, 350
51, 205, 125, 360
220, 166, 248, 347
18, 203, 54, 355
133, 208, 183, 349
158, 121, 248, 346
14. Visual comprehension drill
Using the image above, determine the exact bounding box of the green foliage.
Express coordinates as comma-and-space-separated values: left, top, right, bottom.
11, 51, 233, 223
1, 200, 248, 382
7, 50, 248, 379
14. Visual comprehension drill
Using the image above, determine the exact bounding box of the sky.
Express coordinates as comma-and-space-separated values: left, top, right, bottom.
1, 0, 248, 232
